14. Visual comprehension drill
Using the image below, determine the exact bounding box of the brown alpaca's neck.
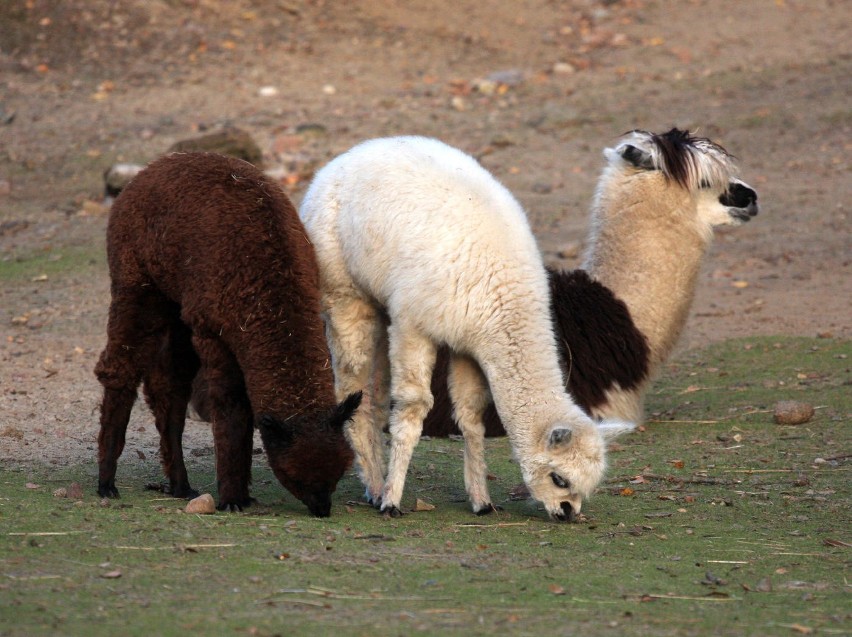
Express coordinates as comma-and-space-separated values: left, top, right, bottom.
582, 202, 709, 371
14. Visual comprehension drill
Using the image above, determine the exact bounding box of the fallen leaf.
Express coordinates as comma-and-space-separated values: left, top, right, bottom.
754, 577, 772, 592
100, 570, 122, 579
548, 584, 566, 595
823, 538, 851, 548
788, 624, 813, 634
620, 487, 635, 496
669, 459, 685, 469
25, 483, 40, 490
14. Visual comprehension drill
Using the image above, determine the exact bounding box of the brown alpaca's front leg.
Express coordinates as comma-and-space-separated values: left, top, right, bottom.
193, 335, 254, 511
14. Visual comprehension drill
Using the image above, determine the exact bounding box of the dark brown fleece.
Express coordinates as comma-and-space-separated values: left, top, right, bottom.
94, 152, 356, 515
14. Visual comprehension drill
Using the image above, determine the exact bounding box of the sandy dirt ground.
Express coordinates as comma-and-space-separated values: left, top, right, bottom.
0, 0, 849, 470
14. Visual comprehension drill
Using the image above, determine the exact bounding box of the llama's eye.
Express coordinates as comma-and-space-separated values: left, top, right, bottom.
550, 472, 570, 489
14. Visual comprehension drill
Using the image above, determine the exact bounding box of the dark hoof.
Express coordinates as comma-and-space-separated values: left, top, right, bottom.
217, 497, 254, 512
380, 505, 403, 518
169, 485, 200, 500
97, 482, 119, 498
475, 503, 503, 516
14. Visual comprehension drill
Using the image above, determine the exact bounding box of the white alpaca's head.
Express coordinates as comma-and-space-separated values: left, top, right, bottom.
601, 128, 758, 238
523, 420, 635, 521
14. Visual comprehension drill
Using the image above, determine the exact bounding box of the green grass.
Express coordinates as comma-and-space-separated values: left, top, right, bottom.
1, 337, 850, 636
0, 245, 105, 282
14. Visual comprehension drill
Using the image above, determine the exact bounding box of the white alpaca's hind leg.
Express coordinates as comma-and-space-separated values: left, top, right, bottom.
448, 354, 495, 514
324, 295, 385, 506
381, 323, 436, 517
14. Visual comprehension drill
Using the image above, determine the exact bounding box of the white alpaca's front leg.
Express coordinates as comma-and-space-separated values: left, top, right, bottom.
324, 295, 385, 505
381, 324, 436, 517
448, 354, 496, 514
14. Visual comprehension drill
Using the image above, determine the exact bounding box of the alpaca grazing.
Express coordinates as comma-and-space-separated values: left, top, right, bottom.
422, 128, 759, 438
299, 136, 634, 522
94, 152, 361, 516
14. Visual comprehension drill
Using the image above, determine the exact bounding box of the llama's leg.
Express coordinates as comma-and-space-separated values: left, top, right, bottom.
94, 291, 170, 498
142, 320, 200, 499
192, 335, 254, 511
381, 324, 437, 517
324, 296, 385, 505
448, 354, 498, 515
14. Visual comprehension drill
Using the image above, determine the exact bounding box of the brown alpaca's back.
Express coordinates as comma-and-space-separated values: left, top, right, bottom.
95, 152, 358, 516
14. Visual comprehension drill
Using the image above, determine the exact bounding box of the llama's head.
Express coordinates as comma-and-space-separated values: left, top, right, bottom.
257, 391, 361, 517
523, 419, 635, 522
602, 128, 758, 238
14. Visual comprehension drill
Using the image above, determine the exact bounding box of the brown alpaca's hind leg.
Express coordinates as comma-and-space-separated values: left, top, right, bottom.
95, 291, 172, 498
142, 320, 200, 499
192, 335, 254, 511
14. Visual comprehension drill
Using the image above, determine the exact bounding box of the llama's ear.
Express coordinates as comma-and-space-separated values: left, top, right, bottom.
331, 391, 362, 429
548, 427, 573, 448
596, 419, 636, 441
619, 144, 655, 171
257, 414, 294, 444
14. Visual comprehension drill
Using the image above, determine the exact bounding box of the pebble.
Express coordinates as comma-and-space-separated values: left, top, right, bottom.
773, 400, 815, 425
185, 493, 216, 514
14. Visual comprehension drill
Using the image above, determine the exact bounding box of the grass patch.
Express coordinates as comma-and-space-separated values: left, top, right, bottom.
0, 244, 105, 283
1, 337, 849, 636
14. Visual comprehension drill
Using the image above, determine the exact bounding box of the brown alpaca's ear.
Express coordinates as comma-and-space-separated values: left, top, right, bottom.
257, 414, 294, 448
620, 144, 655, 171
332, 391, 362, 429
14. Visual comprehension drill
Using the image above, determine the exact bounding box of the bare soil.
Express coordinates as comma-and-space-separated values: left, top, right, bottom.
1, 0, 849, 468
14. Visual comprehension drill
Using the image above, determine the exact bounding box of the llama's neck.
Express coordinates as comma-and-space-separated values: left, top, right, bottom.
582, 194, 710, 371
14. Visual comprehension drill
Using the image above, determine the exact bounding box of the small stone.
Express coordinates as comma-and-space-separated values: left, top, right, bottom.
79, 199, 107, 216
185, 493, 216, 514
168, 127, 264, 168
413, 498, 435, 512
103, 163, 143, 198
553, 62, 576, 74
773, 401, 815, 425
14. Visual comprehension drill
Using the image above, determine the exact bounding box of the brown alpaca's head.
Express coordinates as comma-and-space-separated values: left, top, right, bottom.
257, 391, 361, 517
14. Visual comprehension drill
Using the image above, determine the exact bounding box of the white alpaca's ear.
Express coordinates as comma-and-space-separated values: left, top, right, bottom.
548, 428, 573, 448
596, 419, 636, 441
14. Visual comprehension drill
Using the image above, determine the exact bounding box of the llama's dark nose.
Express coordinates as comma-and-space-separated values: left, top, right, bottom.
720, 182, 757, 209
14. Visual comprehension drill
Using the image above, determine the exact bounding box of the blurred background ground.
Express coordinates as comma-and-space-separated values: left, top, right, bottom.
0, 0, 849, 466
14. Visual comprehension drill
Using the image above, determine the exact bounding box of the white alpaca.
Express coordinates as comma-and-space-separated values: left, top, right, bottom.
299, 136, 633, 521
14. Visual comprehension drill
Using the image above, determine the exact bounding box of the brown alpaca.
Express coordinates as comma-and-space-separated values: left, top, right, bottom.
94, 152, 360, 516
423, 128, 758, 438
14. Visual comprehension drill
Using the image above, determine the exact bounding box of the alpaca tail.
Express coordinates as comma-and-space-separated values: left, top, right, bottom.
595, 419, 636, 442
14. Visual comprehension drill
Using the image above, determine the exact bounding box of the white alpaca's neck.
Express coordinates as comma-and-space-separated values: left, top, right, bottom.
475, 331, 589, 453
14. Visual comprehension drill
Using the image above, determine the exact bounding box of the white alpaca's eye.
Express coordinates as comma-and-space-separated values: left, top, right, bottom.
550, 472, 570, 489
